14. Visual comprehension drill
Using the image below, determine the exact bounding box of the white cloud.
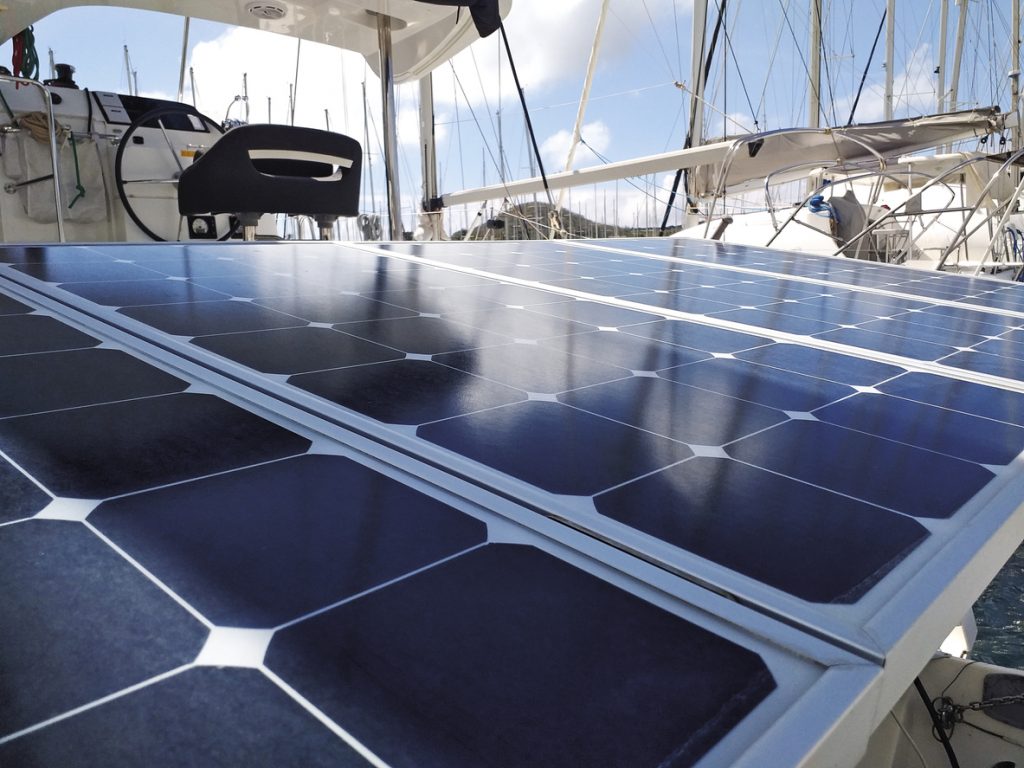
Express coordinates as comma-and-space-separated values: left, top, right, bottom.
540, 120, 611, 168
186, 27, 375, 135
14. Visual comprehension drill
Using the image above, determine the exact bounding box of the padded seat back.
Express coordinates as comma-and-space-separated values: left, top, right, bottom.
177, 124, 361, 227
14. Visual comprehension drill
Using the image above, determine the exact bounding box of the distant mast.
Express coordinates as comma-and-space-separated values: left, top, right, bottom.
808, 0, 821, 129
884, 0, 895, 120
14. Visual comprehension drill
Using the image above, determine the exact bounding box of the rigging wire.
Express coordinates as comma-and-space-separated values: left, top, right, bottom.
719, 3, 760, 129
754, 2, 790, 127
846, 7, 887, 125
497, 22, 558, 226
640, 0, 676, 78
775, 0, 825, 126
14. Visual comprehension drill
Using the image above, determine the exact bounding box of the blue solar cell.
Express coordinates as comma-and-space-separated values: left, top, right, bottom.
714, 279, 826, 301
974, 338, 1024, 362
736, 343, 903, 385
0, 315, 100, 356
61, 278, 230, 307
266, 545, 776, 768
0, 521, 207, 736
254, 292, 417, 324
711, 307, 842, 335
624, 319, 772, 353
661, 357, 854, 411
444, 306, 594, 340
814, 327, 959, 361
727, 420, 995, 518
595, 457, 928, 602
547, 277, 640, 296
0, 668, 368, 767
435, 342, 630, 394
857, 317, 992, 348
560, 375, 786, 445
339, 315, 509, 354
292, 359, 525, 424
530, 299, 661, 327
419, 400, 692, 495
753, 300, 876, 327
0, 458, 50, 523
539, 330, 713, 371
0, 348, 188, 417
360, 286, 506, 315
964, 290, 1024, 313
0, 293, 32, 315
878, 372, 1024, 426
670, 286, 775, 308
888, 309, 1010, 337
194, 326, 402, 375
91, 455, 487, 626
816, 393, 1024, 465
0, 393, 311, 498
915, 304, 1021, 331
626, 290, 741, 314
135, 256, 259, 278
119, 300, 306, 337
13, 260, 164, 283
940, 350, 1024, 381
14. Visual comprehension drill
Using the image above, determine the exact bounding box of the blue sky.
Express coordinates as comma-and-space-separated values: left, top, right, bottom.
2, 1, 1017, 230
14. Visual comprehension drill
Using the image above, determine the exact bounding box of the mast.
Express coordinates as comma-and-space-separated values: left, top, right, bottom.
937, 0, 948, 113
1013, 0, 1021, 148
689, 0, 709, 150
377, 13, 404, 240
554, 0, 610, 216
177, 17, 191, 103
123, 46, 134, 96
884, 0, 895, 120
418, 73, 439, 219
949, 0, 968, 113
808, 0, 821, 129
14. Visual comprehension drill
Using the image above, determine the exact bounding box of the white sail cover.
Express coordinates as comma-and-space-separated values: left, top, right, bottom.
691, 107, 1005, 195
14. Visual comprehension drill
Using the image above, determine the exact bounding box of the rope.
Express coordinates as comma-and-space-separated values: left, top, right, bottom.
11, 27, 40, 81
67, 136, 86, 209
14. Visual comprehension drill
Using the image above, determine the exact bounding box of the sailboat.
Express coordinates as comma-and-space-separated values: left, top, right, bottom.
3, 1, 1024, 766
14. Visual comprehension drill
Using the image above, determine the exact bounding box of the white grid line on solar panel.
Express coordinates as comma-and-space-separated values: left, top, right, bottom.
6, 254, 1024, 678
0, 279, 873, 768
347, 241, 1024, 396
451, 238, 1024, 321
384, 238, 1024, 326
8, 246, 1024, 442
0, 275, 849, 666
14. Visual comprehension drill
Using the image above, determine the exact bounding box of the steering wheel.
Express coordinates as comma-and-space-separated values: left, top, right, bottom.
114, 104, 237, 242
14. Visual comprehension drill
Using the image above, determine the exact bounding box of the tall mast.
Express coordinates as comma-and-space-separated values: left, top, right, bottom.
555, 0, 610, 216
377, 13, 404, 240
419, 73, 439, 214
884, 0, 895, 120
937, 0, 948, 113
808, 0, 821, 129
1013, 0, 1021, 148
949, 0, 968, 113
689, 0, 709, 150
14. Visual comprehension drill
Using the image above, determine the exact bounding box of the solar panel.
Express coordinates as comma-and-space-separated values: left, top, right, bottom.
3, 236, 1024, 766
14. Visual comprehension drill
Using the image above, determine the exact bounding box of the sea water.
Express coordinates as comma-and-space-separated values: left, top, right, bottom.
971, 544, 1024, 669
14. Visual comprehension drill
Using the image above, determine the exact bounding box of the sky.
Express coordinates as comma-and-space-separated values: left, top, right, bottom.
1, 0, 1018, 233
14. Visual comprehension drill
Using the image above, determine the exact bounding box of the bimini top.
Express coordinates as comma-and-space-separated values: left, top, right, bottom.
0, 0, 511, 82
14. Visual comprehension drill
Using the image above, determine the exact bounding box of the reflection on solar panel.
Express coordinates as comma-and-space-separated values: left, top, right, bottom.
3, 236, 1024, 766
